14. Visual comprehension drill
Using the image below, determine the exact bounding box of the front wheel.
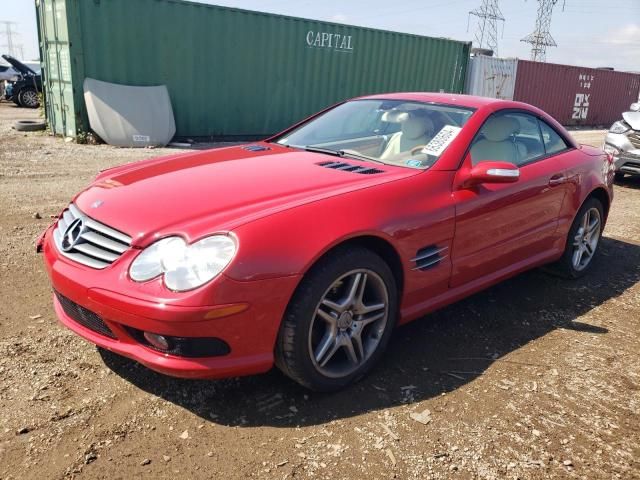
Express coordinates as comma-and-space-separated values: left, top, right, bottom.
552, 197, 604, 278
276, 247, 397, 391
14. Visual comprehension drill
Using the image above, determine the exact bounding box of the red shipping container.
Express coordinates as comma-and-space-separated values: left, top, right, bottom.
513, 60, 640, 127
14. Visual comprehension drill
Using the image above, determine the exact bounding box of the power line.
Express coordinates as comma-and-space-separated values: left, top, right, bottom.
0, 21, 23, 58
469, 0, 505, 54
520, 0, 565, 62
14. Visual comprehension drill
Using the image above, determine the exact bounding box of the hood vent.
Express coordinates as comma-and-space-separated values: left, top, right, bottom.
242, 144, 270, 152
411, 245, 448, 271
317, 161, 383, 175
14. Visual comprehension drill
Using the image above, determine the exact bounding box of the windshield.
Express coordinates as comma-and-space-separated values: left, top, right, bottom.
274, 99, 474, 169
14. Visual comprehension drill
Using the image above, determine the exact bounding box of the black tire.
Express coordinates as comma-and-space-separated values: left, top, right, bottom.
17, 88, 39, 108
13, 119, 46, 132
614, 171, 625, 182
276, 246, 398, 391
550, 197, 604, 279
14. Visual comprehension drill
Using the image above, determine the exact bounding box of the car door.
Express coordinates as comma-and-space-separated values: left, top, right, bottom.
450, 110, 571, 288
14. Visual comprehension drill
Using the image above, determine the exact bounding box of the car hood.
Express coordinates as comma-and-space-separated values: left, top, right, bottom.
622, 111, 640, 130
1, 55, 36, 76
74, 144, 417, 246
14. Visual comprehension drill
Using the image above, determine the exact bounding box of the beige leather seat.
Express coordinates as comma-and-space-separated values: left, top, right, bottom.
380, 114, 434, 160
471, 116, 527, 165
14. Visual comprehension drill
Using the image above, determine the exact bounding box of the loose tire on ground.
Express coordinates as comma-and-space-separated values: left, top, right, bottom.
13, 119, 46, 132
549, 197, 604, 279
276, 246, 398, 391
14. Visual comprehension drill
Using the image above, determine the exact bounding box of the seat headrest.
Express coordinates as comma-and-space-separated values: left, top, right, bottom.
402, 115, 434, 140
381, 110, 409, 123
483, 116, 519, 142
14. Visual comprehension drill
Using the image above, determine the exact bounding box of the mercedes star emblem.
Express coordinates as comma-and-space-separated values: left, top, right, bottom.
60, 217, 86, 252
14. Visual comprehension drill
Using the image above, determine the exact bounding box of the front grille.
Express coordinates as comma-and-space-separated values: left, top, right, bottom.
628, 131, 640, 149
53, 203, 131, 269
55, 292, 116, 339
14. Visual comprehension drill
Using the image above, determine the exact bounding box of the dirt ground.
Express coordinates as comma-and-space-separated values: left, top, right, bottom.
0, 102, 638, 480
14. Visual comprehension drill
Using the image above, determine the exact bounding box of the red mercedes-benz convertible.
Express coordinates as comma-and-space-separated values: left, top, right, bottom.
39, 93, 614, 391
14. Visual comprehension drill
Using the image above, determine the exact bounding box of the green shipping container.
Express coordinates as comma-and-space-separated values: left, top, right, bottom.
36, 0, 470, 139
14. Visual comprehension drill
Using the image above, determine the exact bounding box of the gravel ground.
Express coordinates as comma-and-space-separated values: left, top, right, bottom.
1, 102, 639, 479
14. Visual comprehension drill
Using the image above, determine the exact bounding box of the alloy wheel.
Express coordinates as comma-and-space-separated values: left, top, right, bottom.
308, 269, 389, 378
21, 90, 39, 108
572, 207, 601, 271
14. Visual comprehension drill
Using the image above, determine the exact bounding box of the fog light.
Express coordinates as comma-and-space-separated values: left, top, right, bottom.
143, 332, 170, 351
128, 327, 231, 357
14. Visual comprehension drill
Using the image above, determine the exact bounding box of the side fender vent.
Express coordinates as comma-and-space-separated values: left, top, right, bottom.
317, 161, 383, 175
411, 245, 448, 271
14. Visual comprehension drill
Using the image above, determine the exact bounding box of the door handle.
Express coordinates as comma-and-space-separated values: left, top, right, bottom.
548, 175, 567, 186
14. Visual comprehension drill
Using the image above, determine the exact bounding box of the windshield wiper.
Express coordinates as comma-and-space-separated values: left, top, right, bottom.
303, 145, 343, 157
290, 144, 384, 164
339, 149, 384, 165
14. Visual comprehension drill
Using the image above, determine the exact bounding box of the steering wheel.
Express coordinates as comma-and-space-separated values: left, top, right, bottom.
410, 145, 428, 156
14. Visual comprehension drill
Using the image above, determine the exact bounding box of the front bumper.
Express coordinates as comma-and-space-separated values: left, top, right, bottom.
41, 225, 300, 379
604, 131, 640, 176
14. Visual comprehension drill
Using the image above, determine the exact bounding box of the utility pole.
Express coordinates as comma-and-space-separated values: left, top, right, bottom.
520, 0, 565, 62
469, 0, 505, 55
0, 21, 22, 58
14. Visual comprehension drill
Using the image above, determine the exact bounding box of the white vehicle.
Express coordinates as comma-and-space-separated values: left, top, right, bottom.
604, 102, 640, 180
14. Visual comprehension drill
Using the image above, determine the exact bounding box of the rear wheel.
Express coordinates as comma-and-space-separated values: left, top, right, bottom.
276, 247, 397, 391
552, 197, 604, 278
614, 171, 625, 182
18, 88, 39, 108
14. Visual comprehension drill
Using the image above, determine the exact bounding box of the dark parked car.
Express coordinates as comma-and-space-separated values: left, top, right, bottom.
1, 55, 42, 108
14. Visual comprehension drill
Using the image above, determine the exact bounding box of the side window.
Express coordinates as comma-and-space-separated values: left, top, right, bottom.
470, 111, 545, 166
538, 120, 569, 155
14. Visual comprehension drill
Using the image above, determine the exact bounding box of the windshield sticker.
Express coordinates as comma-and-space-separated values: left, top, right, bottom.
405, 159, 423, 167
421, 125, 462, 156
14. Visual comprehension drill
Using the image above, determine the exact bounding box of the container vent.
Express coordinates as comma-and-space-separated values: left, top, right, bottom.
411, 245, 448, 271
316, 161, 383, 175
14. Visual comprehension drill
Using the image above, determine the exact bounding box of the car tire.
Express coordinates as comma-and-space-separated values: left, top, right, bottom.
550, 197, 604, 279
614, 172, 625, 182
17, 88, 39, 108
13, 119, 46, 132
275, 246, 398, 391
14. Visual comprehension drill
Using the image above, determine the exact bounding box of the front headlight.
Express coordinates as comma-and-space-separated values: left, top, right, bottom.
603, 143, 619, 156
129, 235, 236, 291
609, 121, 630, 134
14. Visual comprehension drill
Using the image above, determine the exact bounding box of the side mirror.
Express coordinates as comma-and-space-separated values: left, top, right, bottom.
464, 161, 520, 187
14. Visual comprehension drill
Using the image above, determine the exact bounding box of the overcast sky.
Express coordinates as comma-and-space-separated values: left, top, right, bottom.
2, 0, 639, 71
